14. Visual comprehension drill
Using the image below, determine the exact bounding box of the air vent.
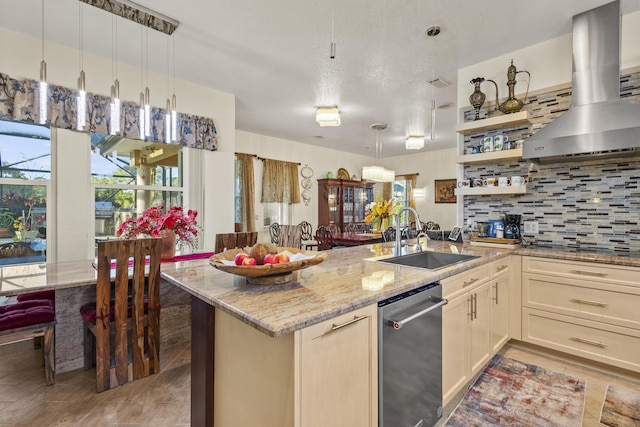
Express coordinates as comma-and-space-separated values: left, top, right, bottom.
427, 78, 450, 89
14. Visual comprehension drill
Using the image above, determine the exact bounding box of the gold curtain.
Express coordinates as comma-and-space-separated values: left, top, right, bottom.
261, 159, 301, 204
236, 153, 256, 232
395, 173, 418, 209
382, 182, 392, 200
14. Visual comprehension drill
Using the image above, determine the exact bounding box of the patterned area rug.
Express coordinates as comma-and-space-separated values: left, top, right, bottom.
600, 384, 640, 427
445, 354, 585, 427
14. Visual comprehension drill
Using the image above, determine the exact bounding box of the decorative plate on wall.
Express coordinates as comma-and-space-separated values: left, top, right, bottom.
337, 168, 350, 180
301, 178, 312, 189
301, 165, 314, 178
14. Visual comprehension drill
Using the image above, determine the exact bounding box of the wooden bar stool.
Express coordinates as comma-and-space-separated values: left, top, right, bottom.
81, 238, 161, 392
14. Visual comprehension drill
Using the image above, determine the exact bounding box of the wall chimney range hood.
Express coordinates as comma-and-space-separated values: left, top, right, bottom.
523, 1, 640, 163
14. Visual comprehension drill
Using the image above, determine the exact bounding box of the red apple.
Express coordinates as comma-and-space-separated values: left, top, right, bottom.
263, 253, 280, 265
235, 252, 248, 266
278, 253, 290, 263
242, 257, 257, 266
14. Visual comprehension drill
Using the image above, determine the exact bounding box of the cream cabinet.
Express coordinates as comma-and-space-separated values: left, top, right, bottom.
295, 304, 378, 427
490, 267, 510, 353
213, 304, 377, 427
442, 258, 512, 405
522, 256, 640, 373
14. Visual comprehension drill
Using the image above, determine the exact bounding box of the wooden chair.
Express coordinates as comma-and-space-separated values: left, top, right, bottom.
346, 222, 370, 233
382, 226, 397, 242
422, 221, 441, 231
277, 224, 302, 248
269, 223, 280, 244
315, 226, 336, 251
215, 232, 258, 253
82, 238, 161, 392
325, 223, 339, 234
299, 221, 318, 250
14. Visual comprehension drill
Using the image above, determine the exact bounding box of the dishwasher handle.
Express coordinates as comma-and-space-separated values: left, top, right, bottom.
387, 296, 448, 330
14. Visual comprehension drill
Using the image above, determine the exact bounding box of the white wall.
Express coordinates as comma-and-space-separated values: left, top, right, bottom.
457, 10, 640, 107
235, 130, 378, 241
385, 148, 458, 230
0, 27, 236, 259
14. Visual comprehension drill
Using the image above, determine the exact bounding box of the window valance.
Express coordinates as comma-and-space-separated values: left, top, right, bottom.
0, 72, 217, 151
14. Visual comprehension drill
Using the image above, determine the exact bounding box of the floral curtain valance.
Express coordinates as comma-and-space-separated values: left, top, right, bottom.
0, 72, 217, 150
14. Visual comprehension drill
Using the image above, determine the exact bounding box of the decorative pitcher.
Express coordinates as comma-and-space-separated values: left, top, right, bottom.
487, 60, 531, 114
469, 77, 486, 120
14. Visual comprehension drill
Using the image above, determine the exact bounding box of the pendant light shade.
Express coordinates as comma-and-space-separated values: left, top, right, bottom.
406, 135, 424, 150
362, 123, 395, 182
110, 80, 121, 135
138, 91, 145, 140
316, 106, 341, 127
38, 0, 47, 125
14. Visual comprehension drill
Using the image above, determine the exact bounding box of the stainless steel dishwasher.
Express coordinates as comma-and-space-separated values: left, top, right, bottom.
378, 282, 447, 427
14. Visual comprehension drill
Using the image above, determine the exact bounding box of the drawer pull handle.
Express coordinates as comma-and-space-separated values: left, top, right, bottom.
569, 298, 608, 308
570, 336, 607, 348
463, 278, 478, 287
570, 269, 607, 277
319, 315, 368, 337
497, 265, 508, 272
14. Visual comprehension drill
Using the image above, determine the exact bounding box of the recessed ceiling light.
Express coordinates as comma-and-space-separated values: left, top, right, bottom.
426, 26, 441, 37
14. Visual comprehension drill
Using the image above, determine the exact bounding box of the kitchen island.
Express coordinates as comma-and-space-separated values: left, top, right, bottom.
160, 240, 513, 427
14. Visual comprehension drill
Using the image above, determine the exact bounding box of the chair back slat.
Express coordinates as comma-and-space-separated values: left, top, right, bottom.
315, 226, 335, 251
277, 225, 302, 248
95, 238, 161, 392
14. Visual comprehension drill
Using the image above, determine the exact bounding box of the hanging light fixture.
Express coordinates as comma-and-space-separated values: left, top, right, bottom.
76, 2, 87, 131
38, 0, 48, 125
143, 28, 151, 138
406, 135, 424, 150
138, 26, 146, 140
170, 36, 178, 142
330, 2, 336, 59
315, 106, 341, 127
109, 14, 120, 135
362, 123, 395, 182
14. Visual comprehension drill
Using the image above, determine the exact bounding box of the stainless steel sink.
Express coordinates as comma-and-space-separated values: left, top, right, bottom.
377, 251, 479, 270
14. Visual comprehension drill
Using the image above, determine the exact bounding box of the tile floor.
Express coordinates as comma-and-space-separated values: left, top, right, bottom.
0, 340, 191, 426
1, 338, 640, 426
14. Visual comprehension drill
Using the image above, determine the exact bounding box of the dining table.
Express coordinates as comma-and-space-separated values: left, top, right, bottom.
332, 232, 384, 246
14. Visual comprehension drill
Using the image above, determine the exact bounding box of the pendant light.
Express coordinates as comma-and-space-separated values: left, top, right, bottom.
109, 14, 121, 135
138, 26, 146, 140
38, 0, 47, 125
76, 2, 87, 131
143, 28, 151, 138
362, 123, 395, 182
170, 36, 178, 142
165, 34, 171, 143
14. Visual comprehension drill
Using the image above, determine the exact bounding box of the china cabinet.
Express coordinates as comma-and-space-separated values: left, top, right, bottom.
317, 179, 374, 232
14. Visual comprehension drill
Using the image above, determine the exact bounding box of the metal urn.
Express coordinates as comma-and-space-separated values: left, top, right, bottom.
469, 77, 486, 120
487, 60, 531, 114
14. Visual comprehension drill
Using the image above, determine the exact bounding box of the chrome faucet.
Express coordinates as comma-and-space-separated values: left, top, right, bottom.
395, 207, 422, 255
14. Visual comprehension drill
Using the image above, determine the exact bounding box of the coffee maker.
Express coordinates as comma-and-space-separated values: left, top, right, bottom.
504, 214, 521, 240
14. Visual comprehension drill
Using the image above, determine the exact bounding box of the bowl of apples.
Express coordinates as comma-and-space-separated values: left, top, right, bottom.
209, 243, 327, 285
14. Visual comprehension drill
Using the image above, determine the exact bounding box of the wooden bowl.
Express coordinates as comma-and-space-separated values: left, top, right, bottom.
209, 247, 327, 285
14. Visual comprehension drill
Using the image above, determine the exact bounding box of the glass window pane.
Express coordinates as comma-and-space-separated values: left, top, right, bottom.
0, 120, 51, 180
0, 184, 47, 265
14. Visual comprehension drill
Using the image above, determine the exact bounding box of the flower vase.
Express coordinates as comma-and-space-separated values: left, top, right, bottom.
159, 229, 176, 260
376, 217, 390, 232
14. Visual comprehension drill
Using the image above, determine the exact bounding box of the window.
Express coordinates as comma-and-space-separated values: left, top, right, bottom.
90, 134, 183, 243
0, 120, 51, 265
393, 174, 417, 227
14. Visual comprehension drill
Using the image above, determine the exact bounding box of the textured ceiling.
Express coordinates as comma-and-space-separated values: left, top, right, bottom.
2, 0, 640, 157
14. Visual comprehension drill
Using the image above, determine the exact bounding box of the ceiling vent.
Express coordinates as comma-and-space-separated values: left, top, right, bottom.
427, 78, 450, 89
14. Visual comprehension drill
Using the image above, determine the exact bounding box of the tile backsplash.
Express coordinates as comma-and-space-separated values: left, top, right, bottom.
461, 70, 640, 252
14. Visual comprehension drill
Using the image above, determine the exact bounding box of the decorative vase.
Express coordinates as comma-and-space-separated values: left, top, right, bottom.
469, 77, 486, 120
159, 229, 177, 260
375, 216, 390, 232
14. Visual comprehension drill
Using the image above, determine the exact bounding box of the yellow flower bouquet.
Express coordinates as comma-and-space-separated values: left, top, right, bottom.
363, 194, 403, 232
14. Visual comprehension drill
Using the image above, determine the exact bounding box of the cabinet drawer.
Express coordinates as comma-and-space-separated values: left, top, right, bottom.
522, 274, 640, 329
522, 257, 640, 287
522, 308, 640, 373
490, 257, 511, 278
441, 264, 491, 299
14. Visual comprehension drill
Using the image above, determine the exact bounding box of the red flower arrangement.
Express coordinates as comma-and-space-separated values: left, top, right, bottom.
117, 205, 199, 250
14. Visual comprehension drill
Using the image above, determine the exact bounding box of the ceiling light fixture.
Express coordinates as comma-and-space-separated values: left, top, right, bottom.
109, 14, 121, 135
38, 0, 47, 125
143, 28, 151, 138
406, 135, 424, 150
76, 2, 87, 131
362, 123, 395, 182
316, 106, 341, 127
170, 36, 178, 142
330, 2, 336, 59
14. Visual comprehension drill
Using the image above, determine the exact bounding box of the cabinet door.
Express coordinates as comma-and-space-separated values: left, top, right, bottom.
491, 274, 510, 353
442, 293, 470, 406
328, 185, 340, 226
469, 281, 492, 375
297, 305, 377, 427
